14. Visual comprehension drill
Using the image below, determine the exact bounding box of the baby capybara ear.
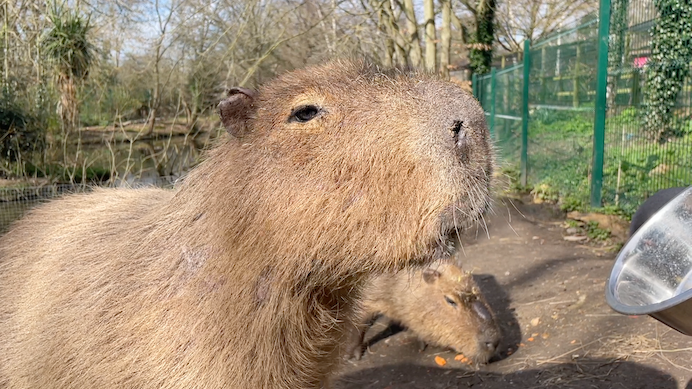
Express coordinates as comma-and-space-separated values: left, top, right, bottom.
218, 87, 257, 137
422, 268, 442, 284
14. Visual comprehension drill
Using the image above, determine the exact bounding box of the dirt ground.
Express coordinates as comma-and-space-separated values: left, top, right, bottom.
334, 196, 692, 389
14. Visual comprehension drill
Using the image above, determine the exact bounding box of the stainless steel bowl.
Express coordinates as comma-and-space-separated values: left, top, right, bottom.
606, 187, 692, 335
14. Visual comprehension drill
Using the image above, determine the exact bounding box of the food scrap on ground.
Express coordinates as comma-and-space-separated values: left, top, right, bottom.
434, 356, 447, 366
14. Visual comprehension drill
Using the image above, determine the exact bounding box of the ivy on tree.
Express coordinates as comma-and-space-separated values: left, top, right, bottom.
469, 0, 496, 75
642, 0, 692, 142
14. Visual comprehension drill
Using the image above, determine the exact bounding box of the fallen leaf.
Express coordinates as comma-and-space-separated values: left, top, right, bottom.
531, 317, 540, 327
528, 337, 535, 342
435, 356, 447, 366
519, 343, 526, 347
542, 333, 549, 339
570, 340, 577, 344
454, 354, 465, 361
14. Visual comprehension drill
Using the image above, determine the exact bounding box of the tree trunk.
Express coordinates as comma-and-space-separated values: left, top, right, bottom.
440, 0, 452, 78
423, 0, 436, 72
370, 0, 408, 67
470, 0, 496, 75
58, 74, 78, 134
383, 35, 395, 67
146, 43, 162, 138
382, 0, 408, 66
401, 0, 422, 68
3, 1, 8, 89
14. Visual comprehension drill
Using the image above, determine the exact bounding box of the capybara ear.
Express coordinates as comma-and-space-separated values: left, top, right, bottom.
218, 87, 257, 138
422, 268, 441, 284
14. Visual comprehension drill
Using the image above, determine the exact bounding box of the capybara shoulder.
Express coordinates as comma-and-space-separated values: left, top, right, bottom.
0, 60, 493, 389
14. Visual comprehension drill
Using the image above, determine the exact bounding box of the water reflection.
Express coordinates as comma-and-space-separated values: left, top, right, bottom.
0, 131, 221, 232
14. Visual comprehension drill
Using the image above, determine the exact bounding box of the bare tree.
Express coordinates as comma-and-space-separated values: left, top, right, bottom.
145, 0, 186, 137
440, 0, 452, 78
400, 0, 422, 67
423, 0, 436, 72
494, 0, 597, 52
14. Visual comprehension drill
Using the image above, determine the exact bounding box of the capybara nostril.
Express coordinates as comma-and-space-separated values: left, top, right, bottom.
450, 120, 463, 141
450, 120, 470, 163
486, 338, 500, 353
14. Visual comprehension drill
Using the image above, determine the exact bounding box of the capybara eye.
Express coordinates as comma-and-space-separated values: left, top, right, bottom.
289, 105, 321, 123
444, 296, 458, 307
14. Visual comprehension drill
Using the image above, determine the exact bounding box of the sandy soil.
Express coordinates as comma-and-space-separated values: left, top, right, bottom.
334, 196, 692, 389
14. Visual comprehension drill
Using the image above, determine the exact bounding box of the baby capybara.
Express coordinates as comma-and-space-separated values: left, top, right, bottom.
0, 60, 493, 389
348, 261, 501, 364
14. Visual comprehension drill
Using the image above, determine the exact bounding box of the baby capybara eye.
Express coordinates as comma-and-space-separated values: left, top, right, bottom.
289, 105, 321, 123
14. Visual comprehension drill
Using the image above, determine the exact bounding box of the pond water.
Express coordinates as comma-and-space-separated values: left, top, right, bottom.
0, 130, 224, 232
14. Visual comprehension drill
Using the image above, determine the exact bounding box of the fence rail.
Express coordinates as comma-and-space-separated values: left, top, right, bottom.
475, 0, 692, 215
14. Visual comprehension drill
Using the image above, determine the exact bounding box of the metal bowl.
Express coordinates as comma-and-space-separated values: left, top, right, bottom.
606, 187, 692, 335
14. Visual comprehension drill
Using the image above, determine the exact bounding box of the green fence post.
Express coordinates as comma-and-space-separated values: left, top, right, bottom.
489, 68, 497, 138
591, 0, 611, 208
472, 73, 478, 99
521, 40, 530, 187
573, 43, 581, 108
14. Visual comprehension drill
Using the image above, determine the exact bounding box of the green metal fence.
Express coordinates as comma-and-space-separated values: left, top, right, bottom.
475, 0, 692, 215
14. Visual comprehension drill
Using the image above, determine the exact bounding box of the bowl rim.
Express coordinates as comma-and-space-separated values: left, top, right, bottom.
606, 186, 692, 315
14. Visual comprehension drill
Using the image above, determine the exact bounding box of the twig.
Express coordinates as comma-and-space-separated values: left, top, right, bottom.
518, 296, 556, 305
535, 338, 603, 365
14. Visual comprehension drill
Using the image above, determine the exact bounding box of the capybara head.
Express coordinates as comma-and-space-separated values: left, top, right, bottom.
417, 263, 501, 363
209, 60, 493, 277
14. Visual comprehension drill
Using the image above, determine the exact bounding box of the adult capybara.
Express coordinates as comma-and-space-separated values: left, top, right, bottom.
347, 261, 501, 364
0, 60, 493, 389
629, 187, 687, 235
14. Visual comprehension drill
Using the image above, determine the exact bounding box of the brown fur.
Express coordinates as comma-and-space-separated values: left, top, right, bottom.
348, 261, 501, 364
0, 60, 493, 389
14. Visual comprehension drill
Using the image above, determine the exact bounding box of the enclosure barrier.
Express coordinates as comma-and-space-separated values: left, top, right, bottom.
0, 178, 178, 233
475, 0, 692, 215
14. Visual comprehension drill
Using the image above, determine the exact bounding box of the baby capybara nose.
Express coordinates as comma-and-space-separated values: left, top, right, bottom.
485, 339, 500, 353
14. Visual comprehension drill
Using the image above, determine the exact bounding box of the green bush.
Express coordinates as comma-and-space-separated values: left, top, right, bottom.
0, 94, 46, 165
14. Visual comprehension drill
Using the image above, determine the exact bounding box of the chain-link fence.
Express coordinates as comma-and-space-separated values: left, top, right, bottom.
0, 177, 179, 233
603, 0, 692, 214
475, 0, 692, 215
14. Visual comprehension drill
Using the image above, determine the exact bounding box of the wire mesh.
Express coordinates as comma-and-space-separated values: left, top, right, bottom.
603, 0, 692, 214
527, 22, 600, 206
476, 5, 692, 214
0, 178, 178, 233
